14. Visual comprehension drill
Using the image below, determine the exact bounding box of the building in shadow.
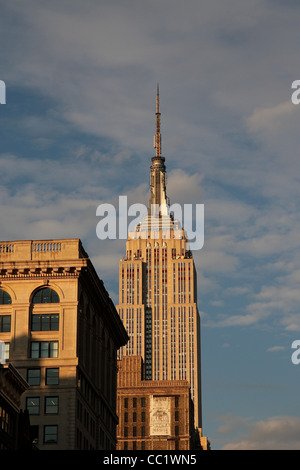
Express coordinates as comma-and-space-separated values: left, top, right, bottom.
0, 362, 32, 449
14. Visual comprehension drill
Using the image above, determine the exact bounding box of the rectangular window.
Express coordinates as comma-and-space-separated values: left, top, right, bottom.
44, 425, 58, 443
31, 314, 59, 331
26, 397, 40, 415
45, 397, 59, 414
133, 412, 137, 422
124, 398, 128, 408
0, 315, 11, 332
30, 341, 58, 358
27, 369, 41, 386
4, 343, 9, 360
46, 368, 59, 385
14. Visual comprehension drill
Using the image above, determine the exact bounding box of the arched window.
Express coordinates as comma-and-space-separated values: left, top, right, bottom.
32, 287, 59, 304
0, 289, 12, 305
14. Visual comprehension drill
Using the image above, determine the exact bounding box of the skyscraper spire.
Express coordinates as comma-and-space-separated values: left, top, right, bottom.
147, 85, 168, 217
154, 83, 161, 158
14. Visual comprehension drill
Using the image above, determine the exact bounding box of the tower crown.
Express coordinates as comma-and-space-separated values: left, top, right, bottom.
148, 86, 169, 217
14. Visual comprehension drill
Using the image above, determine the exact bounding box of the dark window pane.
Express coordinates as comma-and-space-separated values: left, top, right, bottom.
31, 314, 59, 331
31, 316, 40, 331
30, 342, 40, 358
26, 397, 40, 415
27, 369, 41, 386
51, 314, 59, 330
0, 289, 12, 305
41, 342, 49, 358
32, 288, 59, 304
0, 315, 11, 332
44, 425, 58, 443
45, 397, 59, 414
30, 342, 58, 358
46, 368, 59, 385
41, 315, 50, 331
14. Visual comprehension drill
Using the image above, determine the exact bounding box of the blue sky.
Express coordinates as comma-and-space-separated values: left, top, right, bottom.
1, 0, 300, 449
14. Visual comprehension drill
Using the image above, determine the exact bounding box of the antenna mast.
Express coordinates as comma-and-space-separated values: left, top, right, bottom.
154, 84, 161, 157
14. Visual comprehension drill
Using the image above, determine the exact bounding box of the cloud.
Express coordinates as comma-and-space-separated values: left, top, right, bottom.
216, 415, 300, 450
246, 101, 296, 133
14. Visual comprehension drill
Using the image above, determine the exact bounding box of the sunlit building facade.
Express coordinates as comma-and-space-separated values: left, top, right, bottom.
0, 238, 128, 449
117, 90, 203, 435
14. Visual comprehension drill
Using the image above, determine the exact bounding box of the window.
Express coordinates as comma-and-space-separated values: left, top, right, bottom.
45, 397, 59, 414
31, 341, 58, 358
0, 315, 11, 332
44, 425, 58, 443
132, 397, 137, 407
27, 369, 41, 386
175, 411, 179, 421
26, 397, 40, 415
124, 398, 128, 408
141, 397, 146, 407
141, 411, 145, 422
3, 343, 9, 361
31, 314, 59, 331
32, 288, 59, 304
46, 368, 59, 385
124, 412, 128, 423
0, 290, 11, 305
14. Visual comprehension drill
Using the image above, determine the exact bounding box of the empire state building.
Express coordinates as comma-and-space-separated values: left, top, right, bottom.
117, 88, 202, 429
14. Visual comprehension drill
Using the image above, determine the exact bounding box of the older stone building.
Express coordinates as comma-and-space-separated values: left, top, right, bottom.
0, 238, 128, 450
116, 355, 204, 450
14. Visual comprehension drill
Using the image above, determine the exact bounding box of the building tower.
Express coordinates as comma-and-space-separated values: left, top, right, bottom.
117, 89, 202, 430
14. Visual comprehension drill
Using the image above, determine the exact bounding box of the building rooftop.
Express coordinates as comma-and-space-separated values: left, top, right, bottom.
0, 239, 88, 262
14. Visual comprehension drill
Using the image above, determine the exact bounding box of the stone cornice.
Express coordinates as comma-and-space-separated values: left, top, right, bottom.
0, 260, 87, 281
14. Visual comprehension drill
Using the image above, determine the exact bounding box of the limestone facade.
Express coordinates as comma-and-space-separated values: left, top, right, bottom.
0, 239, 128, 449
